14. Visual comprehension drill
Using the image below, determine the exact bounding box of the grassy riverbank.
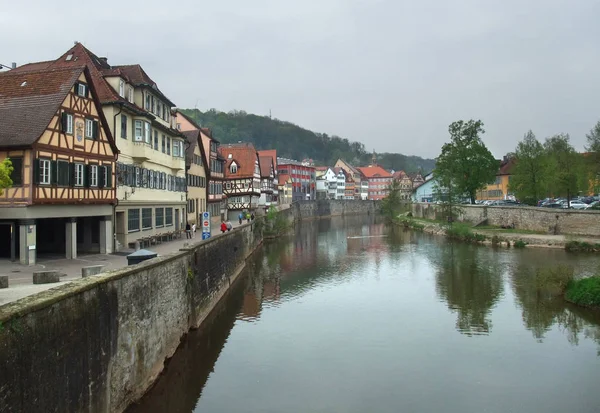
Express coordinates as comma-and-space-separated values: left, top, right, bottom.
565, 277, 600, 307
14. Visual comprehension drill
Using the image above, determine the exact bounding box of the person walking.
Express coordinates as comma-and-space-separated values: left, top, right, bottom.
185, 222, 192, 239
220, 221, 227, 234
246, 212, 250, 223
238, 212, 243, 225
226, 220, 232, 231
251, 212, 255, 221
191, 222, 196, 238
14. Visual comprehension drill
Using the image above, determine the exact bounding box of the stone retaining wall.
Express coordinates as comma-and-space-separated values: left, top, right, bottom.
0, 222, 261, 413
411, 203, 600, 236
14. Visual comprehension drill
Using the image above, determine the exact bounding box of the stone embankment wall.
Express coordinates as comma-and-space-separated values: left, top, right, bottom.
0, 223, 261, 413
288, 199, 379, 222
411, 203, 600, 237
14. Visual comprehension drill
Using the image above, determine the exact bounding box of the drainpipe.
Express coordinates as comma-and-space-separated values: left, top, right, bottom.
112, 104, 123, 252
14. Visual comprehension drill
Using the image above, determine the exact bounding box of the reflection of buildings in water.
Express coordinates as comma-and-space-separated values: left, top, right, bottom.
238, 273, 264, 321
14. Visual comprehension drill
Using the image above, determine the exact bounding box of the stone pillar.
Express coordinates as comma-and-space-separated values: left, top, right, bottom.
65, 217, 77, 260
18, 219, 36, 266
99, 216, 113, 254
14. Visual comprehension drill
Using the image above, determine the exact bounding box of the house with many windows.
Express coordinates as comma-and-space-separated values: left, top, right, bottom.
356, 165, 392, 200
277, 157, 315, 200
392, 170, 414, 200
334, 159, 363, 200
476, 156, 516, 200
258, 155, 276, 209
0, 66, 118, 264
258, 149, 278, 205
220, 143, 261, 220
13, 43, 188, 250
183, 129, 208, 226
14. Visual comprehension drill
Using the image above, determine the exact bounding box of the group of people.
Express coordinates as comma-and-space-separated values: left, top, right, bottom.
185, 210, 256, 238
238, 211, 255, 225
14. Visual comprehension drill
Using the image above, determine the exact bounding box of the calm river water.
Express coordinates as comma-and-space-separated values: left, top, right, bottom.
128, 215, 600, 413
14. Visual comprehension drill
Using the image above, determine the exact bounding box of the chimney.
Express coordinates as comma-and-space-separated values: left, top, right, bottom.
11, 62, 16, 69
99, 57, 108, 64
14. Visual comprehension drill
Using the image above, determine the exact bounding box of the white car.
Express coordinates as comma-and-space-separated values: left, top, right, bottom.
567, 200, 588, 210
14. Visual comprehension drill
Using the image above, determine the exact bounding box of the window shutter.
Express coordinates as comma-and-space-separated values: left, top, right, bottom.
69, 163, 75, 186
61, 113, 68, 133
106, 165, 112, 188
33, 159, 40, 184
98, 166, 106, 188
92, 120, 99, 140
85, 84, 89, 98
50, 160, 58, 185
84, 164, 90, 187
73, 82, 79, 95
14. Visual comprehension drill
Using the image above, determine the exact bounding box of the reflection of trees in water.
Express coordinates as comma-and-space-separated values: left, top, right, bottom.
509, 260, 600, 354
432, 244, 504, 336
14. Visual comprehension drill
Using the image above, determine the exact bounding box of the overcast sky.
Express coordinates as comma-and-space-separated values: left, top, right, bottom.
1, 0, 599, 159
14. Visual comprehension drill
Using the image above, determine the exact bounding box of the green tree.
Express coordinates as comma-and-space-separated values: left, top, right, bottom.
544, 134, 584, 204
434, 120, 497, 204
380, 179, 403, 223
0, 159, 13, 195
585, 120, 600, 194
509, 130, 547, 205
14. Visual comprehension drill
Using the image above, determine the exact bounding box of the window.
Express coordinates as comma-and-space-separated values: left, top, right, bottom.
142, 208, 152, 229
173, 140, 181, 157
85, 119, 94, 139
39, 159, 50, 184
166, 137, 171, 155
144, 123, 151, 144
134, 120, 143, 141
119, 80, 125, 98
145, 94, 150, 110
128, 209, 140, 232
128, 87, 134, 103
158, 103, 162, 119
155, 208, 164, 227
165, 208, 173, 226
120, 115, 127, 139
89, 165, 98, 187
62, 113, 73, 135
153, 130, 158, 150
57, 160, 69, 186
151, 96, 155, 114
230, 163, 238, 174
161, 134, 166, 153
176, 123, 181, 131
75, 163, 84, 186
10, 157, 23, 186
77, 84, 86, 97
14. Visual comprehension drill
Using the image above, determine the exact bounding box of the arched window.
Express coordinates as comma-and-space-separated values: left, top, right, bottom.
230, 162, 238, 174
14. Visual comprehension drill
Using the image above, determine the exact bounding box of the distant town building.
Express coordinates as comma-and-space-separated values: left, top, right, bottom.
277, 157, 315, 201
220, 143, 261, 219
356, 165, 392, 200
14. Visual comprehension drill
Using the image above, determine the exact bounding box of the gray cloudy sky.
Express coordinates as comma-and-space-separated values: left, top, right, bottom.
2, 0, 599, 159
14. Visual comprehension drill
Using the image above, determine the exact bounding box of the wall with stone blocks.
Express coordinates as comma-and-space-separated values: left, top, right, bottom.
411, 203, 600, 236
0, 222, 261, 413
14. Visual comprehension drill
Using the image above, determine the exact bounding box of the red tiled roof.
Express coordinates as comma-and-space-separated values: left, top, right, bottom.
278, 174, 291, 185
498, 157, 516, 175
357, 165, 392, 179
259, 156, 273, 178
0, 67, 83, 147
219, 142, 258, 179
257, 149, 277, 169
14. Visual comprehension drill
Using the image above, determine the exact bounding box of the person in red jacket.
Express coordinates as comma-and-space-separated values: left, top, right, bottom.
220, 221, 227, 234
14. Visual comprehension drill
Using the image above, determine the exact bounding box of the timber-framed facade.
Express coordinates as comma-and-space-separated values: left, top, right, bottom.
220, 143, 261, 220
0, 66, 118, 264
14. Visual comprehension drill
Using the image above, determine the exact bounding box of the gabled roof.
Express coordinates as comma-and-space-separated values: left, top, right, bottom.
199, 127, 219, 143
219, 142, 259, 179
257, 149, 277, 170
393, 170, 410, 180
112, 64, 175, 107
337, 159, 360, 176
183, 130, 209, 175
259, 156, 273, 178
498, 157, 516, 175
278, 174, 291, 185
332, 167, 346, 176
315, 166, 329, 172
357, 165, 392, 179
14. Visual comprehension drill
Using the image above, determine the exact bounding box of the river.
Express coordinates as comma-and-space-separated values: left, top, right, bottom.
128, 215, 600, 413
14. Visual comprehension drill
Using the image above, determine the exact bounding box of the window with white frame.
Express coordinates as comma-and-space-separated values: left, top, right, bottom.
144, 122, 151, 144
75, 163, 84, 186
85, 119, 94, 139
230, 162, 238, 174
39, 159, 50, 184
65, 113, 73, 134
77, 84, 86, 97
119, 80, 125, 98
128, 87, 134, 103
90, 165, 98, 187
173, 140, 181, 157
134, 120, 143, 141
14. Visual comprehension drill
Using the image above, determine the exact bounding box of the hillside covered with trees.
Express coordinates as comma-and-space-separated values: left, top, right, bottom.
180, 109, 435, 173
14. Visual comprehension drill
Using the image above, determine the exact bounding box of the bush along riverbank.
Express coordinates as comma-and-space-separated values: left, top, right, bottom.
262, 206, 293, 239
565, 277, 600, 308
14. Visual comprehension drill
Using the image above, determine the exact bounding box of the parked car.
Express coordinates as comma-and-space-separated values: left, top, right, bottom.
585, 201, 600, 210
542, 202, 567, 209
567, 200, 588, 210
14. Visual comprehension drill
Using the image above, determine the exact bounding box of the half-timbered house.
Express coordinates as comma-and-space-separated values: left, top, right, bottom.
258, 155, 275, 209
12, 44, 189, 250
0, 66, 118, 264
220, 143, 261, 220
257, 149, 278, 205
175, 110, 225, 227
182, 129, 208, 227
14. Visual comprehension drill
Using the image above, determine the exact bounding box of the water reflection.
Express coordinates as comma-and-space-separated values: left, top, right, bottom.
128, 216, 600, 413
430, 242, 504, 336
